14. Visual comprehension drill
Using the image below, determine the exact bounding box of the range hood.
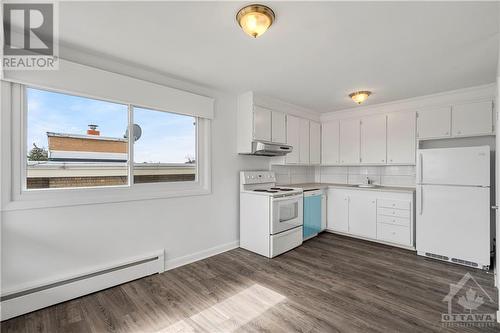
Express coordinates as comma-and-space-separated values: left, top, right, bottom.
250, 141, 293, 156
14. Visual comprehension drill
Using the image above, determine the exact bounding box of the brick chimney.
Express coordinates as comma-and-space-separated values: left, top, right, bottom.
87, 124, 100, 136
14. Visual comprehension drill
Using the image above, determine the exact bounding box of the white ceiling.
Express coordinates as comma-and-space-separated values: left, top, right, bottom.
57, 1, 499, 112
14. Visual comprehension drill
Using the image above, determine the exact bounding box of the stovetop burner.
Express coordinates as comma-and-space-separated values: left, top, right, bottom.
270, 187, 294, 191
253, 189, 278, 193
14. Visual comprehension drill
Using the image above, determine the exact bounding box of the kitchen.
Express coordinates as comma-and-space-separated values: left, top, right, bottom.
1, 2, 500, 332
238, 86, 495, 266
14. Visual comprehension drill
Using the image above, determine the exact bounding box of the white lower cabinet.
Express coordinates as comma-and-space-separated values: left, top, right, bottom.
347, 192, 376, 238
326, 189, 349, 232
327, 188, 414, 248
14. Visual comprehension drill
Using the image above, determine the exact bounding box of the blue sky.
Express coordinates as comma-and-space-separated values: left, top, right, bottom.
27, 88, 196, 163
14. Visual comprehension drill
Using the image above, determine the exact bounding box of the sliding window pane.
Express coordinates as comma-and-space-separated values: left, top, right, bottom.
133, 107, 196, 183
26, 87, 128, 189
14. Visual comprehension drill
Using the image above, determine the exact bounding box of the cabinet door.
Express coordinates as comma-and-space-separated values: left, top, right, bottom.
327, 189, 349, 232
321, 121, 340, 165
452, 101, 493, 136
253, 106, 272, 141
360, 114, 386, 164
309, 121, 321, 165
387, 112, 416, 164
271, 111, 286, 144
416, 107, 451, 139
286, 115, 300, 164
348, 192, 376, 238
299, 118, 310, 164
339, 118, 360, 165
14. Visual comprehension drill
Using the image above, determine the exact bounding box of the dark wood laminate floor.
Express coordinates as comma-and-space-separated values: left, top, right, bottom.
2, 233, 499, 333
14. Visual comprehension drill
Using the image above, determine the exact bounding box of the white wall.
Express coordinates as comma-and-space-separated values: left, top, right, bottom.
0, 78, 270, 292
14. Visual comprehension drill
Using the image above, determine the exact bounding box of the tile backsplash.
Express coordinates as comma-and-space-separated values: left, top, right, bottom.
319, 165, 416, 187
272, 165, 416, 187
271, 165, 316, 185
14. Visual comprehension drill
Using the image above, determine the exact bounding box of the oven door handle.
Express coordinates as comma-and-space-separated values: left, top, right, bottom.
280, 216, 298, 223
273, 194, 303, 202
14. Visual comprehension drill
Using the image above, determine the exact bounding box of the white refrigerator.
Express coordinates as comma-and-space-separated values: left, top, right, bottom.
416, 146, 491, 269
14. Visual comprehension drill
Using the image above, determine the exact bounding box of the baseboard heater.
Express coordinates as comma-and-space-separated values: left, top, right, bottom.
1, 250, 164, 321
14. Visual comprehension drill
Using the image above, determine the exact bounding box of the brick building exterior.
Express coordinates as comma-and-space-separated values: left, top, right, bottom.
27, 126, 195, 189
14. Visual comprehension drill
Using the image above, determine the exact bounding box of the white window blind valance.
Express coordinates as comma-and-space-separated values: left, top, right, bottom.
2, 59, 214, 119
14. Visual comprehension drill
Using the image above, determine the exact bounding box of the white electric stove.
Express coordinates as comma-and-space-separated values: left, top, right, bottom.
239, 171, 303, 258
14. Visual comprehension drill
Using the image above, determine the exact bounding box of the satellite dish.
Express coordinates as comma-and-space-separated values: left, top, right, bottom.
124, 124, 142, 142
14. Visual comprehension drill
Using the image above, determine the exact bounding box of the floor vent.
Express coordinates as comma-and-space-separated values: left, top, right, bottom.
451, 258, 478, 268
425, 252, 449, 261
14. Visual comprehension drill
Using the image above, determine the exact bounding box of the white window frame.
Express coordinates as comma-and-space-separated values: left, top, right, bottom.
3, 82, 211, 211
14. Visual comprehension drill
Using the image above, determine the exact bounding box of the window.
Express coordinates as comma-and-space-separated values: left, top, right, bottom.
26, 87, 129, 189
24, 87, 201, 191
133, 107, 197, 184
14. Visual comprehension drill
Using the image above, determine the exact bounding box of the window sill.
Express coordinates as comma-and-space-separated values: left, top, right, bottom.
2, 185, 211, 211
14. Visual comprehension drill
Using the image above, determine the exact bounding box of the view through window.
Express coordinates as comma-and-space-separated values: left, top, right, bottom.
133, 107, 197, 184
26, 87, 197, 189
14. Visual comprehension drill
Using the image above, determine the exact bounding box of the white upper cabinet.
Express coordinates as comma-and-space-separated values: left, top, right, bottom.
452, 101, 493, 137
286, 115, 300, 164
360, 114, 387, 164
271, 111, 287, 144
387, 112, 416, 165
339, 118, 360, 165
321, 121, 340, 165
309, 121, 321, 165
253, 106, 272, 141
416, 106, 451, 139
299, 118, 310, 164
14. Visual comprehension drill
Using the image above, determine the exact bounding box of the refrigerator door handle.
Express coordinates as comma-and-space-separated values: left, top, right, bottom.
419, 187, 423, 215
419, 153, 423, 183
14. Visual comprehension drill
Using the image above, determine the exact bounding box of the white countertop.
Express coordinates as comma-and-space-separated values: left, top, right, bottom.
285, 182, 416, 194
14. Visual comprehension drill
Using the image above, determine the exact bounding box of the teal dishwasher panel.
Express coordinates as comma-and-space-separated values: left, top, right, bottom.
303, 194, 322, 240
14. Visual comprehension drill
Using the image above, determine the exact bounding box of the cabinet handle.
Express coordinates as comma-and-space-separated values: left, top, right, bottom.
457, 130, 461, 135
445, 131, 449, 135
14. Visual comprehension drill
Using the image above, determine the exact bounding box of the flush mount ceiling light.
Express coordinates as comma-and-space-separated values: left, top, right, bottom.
349, 91, 372, 105
236, 4, 275, 38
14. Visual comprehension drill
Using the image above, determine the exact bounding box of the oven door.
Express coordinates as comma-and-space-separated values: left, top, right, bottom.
271, 193, 303, 234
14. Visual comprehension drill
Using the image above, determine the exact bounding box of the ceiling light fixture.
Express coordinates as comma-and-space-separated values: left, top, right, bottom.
236, 4, 275, 38
349, 91, 372, 105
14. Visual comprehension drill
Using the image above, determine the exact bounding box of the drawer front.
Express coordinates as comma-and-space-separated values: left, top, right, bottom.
377, 215, 410, 227
270, 227, 303, 258
378, 207, 410, 218
377, 223, 411, 246
377, 199, 410, 210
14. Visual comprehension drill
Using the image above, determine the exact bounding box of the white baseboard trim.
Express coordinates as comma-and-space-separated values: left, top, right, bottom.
1, 250, 164, 321
164, 240, 240, 271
